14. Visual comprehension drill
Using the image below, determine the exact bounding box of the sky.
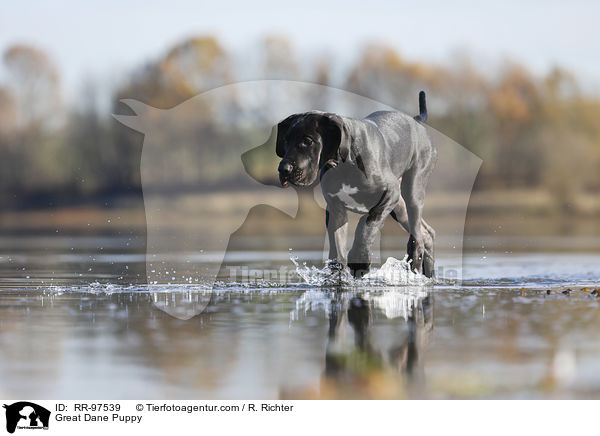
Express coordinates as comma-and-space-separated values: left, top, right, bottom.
1, 0, 599, 100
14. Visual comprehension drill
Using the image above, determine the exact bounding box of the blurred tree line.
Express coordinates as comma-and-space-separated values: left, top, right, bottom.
0, 36, 599, 211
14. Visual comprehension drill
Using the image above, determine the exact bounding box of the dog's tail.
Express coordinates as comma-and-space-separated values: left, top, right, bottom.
414, 90, 427, 123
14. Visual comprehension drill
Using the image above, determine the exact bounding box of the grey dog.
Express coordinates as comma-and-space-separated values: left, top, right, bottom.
276, 91, 437, 278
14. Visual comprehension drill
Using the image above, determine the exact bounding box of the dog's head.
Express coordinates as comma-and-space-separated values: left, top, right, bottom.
276, 112, 349, 187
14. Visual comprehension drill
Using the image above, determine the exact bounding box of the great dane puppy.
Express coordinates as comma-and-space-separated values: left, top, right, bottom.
276, 91, 437, 278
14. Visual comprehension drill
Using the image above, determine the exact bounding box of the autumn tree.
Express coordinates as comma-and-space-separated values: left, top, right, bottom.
3, 44, 62, 130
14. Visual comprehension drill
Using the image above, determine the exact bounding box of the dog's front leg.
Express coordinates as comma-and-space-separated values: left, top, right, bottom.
348, 189, 398, 278
326, 205, 348, 269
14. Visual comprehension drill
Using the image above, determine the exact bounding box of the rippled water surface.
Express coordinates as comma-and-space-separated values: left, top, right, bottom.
1, 235, 599, 399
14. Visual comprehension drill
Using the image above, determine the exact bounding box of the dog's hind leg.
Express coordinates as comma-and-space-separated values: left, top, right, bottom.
420, 220, 435, 278
390, 195, 410, 233
390, 198, 435, 277
400, 166, 436, 277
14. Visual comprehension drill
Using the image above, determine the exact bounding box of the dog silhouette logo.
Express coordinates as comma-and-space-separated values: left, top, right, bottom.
3, 402, 50, 434
114, 81, 481, 319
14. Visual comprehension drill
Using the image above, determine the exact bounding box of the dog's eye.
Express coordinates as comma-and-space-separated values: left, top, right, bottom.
302, 137, 313, 146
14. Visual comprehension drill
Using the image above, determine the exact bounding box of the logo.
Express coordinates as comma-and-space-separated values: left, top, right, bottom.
3, 402, 50, 434
113, 81, 481, 320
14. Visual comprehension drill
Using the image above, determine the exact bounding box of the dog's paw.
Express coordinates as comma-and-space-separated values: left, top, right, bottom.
327, 260, 346, 272
325, 260, 353, 283
348, 247, 371, 279
406, 235, 425, 274
422, 252, 435, 278
348, 262, 370, 279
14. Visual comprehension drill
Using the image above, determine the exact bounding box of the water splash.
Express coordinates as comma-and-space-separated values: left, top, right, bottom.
291, 255, 433, 287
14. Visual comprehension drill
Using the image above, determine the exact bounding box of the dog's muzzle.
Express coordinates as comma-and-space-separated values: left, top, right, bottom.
278, 161, 293, 187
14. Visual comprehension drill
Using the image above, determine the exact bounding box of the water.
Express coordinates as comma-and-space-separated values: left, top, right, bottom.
1, 235, 599, 399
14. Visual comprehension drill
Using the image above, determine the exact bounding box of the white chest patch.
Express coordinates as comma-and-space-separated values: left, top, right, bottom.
328, 184, 369, 213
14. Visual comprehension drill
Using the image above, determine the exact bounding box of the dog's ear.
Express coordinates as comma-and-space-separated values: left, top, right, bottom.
318, 113, 349, 166
276, 114, 298, 158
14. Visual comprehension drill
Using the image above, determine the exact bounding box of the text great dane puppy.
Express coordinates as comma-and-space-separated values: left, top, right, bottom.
277, 91, 437, 278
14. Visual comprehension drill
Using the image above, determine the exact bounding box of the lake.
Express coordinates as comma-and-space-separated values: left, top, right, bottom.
0, 234, 599, 399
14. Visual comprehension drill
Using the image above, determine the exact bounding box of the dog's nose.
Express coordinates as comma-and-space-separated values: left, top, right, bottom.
278, 161, 293, 176
278, 161, 293, 187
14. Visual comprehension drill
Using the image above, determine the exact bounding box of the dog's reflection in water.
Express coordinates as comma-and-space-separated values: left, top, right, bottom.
292, 288, 432, 398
